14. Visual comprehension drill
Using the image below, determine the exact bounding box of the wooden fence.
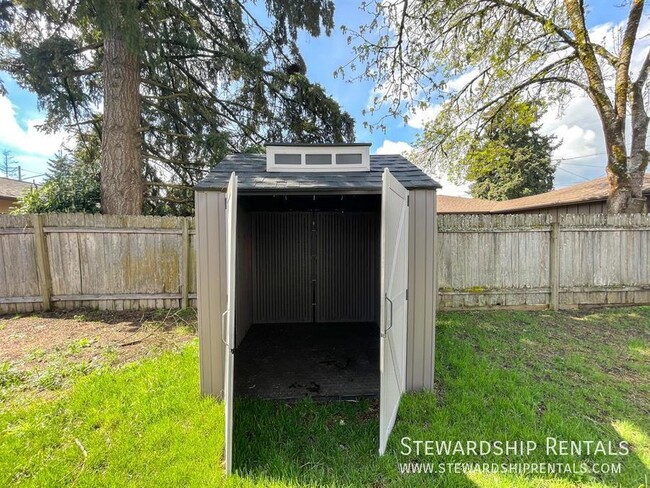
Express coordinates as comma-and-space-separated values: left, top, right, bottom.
0, 212, 648, 314
0, 214, 195, 313
438, 213, 650, 310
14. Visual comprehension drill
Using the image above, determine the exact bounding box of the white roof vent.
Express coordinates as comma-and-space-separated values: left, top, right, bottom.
266, 143, 371, 172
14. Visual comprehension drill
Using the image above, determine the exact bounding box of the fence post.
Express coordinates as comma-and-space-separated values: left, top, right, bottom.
181, 218, 190, 309
549, 220, 560, 311
32, 214, 52, 311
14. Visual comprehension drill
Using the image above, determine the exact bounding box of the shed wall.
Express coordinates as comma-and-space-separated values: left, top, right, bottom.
196, 188, 438, 397
196, 191, 227, 398
406, 189, 437, 391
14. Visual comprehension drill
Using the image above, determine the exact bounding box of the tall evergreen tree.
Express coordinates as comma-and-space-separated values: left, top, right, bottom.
463, 101, 557, 201
1, 0, 354, 214
1, 149, 19, 178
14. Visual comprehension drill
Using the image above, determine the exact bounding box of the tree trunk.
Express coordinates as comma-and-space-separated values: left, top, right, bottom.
564, 0, 647, 214
627, 60, 650, 213
603, 83, 648, 214
101, 23, 143, 215
603, 125, 635, 214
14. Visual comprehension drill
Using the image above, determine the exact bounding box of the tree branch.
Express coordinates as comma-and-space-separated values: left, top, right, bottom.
563, 0, 614, 119
591, 43, 618, 66
482, 0, 576, 48
615, 0, 645, 120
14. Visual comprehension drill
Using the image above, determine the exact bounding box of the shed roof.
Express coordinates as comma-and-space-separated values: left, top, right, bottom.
196, 153, 441, 193
0, 177, 35, 200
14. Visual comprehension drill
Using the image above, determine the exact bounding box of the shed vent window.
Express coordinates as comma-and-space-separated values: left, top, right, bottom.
266, 144, 370, 172
305, 154, 332, 165
275, 154, 301, 165
336, 153, 362, 165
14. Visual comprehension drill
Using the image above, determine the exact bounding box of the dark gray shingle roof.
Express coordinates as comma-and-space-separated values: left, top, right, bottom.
196, 154, 441, 193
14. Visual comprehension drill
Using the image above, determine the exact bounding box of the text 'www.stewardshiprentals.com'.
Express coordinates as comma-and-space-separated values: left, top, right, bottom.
397, 462, 623, 475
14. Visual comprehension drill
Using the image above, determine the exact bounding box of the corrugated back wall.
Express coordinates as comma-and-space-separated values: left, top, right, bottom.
251, 211, 378, 324
252, 212, 312, 323
315, 213, 378, 322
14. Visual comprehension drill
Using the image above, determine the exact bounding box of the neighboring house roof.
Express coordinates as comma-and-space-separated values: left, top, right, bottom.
197, 154, 441, 192
438, 174, 650, 213
437, 195, 495, 213
0, 177, 35, 200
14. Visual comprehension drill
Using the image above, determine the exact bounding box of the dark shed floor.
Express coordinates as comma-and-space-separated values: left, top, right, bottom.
234, 323, 379, 400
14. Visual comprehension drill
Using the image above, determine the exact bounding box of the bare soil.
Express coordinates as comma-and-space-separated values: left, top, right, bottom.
0, 309, 196, 373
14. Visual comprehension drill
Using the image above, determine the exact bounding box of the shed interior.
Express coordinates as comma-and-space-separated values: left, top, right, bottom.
233, 194, 381, 399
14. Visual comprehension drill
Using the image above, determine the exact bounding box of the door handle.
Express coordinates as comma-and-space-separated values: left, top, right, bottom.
384, 295, 393, 334
221, 310, 229, 346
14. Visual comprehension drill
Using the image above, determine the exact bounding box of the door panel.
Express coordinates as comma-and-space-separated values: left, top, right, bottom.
379, 169, 409, 455
224, 172, 237, 474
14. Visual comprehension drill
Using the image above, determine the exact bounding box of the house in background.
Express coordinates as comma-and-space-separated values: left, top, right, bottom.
0, 177, 35, 213
438, 173, 650, 217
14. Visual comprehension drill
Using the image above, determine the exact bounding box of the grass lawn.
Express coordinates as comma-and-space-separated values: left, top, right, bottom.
1, 307, 648, 487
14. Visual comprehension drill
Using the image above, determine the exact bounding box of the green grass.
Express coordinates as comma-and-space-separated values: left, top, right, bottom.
1, 308, 649, 487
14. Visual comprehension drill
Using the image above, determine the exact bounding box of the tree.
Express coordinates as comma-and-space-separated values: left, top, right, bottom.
462, 100, 557, 200
1, 149, 18, 178
1, 0, 354, 214
13, 131, 205, 216
348, 0, 649, 213
14, 149, 101, 214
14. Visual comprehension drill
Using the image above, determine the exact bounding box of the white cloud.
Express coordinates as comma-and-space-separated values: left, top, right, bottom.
375, 139, 413, 155
548, 124, 597, 160
434, 175, 471, 197
375, 139, 470, 196
446, 69, 480, 92
406, 104, 441, 129
0, 95, 69, 176
539, 92, 608, 188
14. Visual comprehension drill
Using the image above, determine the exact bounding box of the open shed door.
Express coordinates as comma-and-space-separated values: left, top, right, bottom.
379, 168, 409, 455
224, 172, 237, 474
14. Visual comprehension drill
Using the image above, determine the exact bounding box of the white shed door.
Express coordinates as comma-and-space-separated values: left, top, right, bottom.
224, 172, 237, 474
379, 168, 409, 455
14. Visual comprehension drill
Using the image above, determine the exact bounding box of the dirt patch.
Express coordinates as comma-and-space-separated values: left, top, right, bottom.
0, 309, 196, 374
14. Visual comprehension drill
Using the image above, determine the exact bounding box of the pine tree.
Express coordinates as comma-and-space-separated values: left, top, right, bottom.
1, 149, 18, 179
462, 101, 558, 201
1, 1, 354, 214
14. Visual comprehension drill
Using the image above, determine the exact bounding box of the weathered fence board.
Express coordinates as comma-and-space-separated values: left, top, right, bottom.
0, 213, 195, 313
438, 213, 650, 310
0, 212, 647, 314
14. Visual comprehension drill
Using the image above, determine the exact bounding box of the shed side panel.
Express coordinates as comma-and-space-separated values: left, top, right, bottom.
406, 189, 436, 391
196, 190, 227, 397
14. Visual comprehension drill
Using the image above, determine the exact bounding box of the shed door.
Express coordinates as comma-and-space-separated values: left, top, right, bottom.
224, 172, 237, 474
379, 168, 409, 455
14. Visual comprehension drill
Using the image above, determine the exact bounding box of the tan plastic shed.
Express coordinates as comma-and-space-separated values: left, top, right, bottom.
195, 143, 439, 473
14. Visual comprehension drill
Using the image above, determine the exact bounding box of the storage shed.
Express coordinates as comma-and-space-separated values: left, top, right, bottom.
195, 143, 440, 472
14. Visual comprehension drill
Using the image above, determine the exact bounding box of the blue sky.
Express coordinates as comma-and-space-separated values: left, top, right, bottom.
0, 1, 645, 195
